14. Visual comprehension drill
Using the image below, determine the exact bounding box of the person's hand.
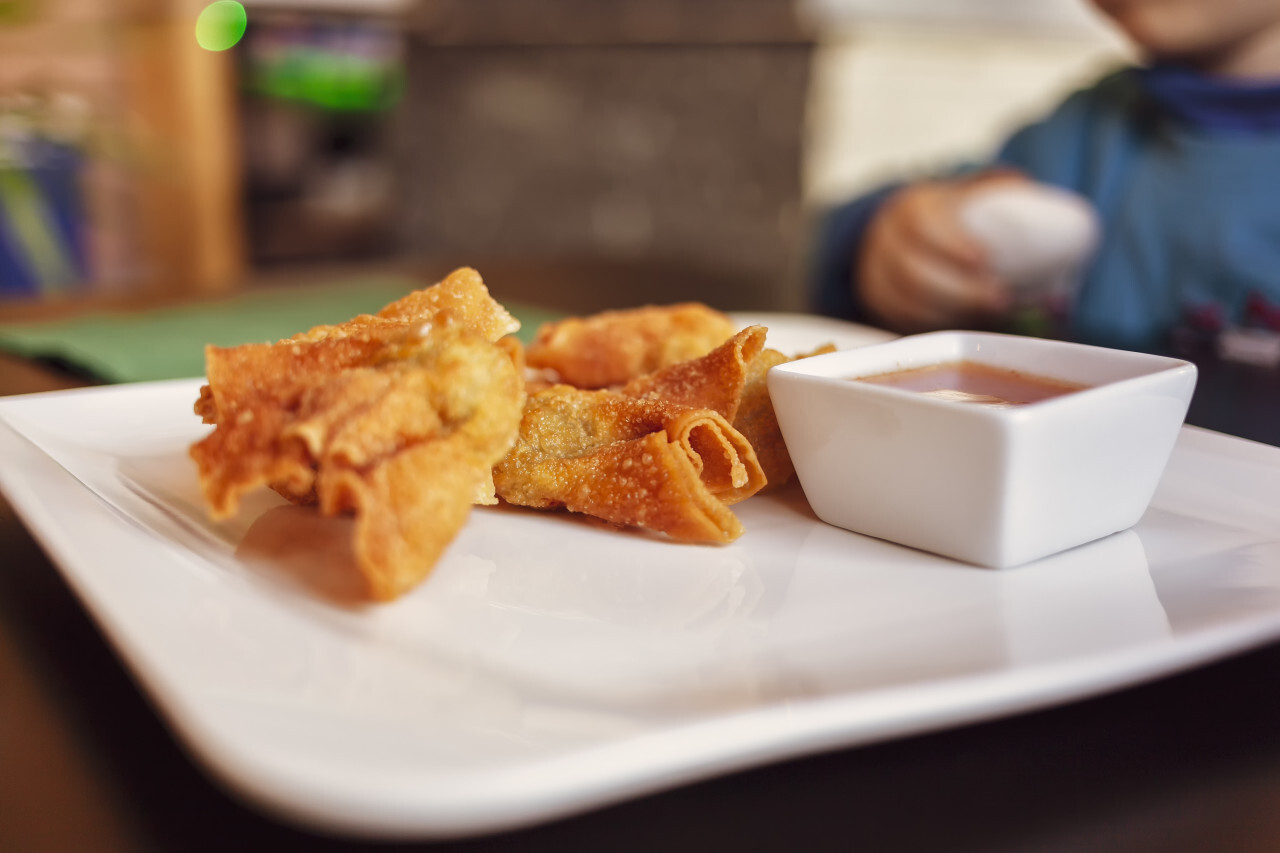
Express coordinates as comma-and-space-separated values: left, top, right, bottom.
856, 171, 1027, 333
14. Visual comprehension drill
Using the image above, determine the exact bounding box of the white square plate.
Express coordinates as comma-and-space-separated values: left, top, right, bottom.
3, 314, 1280, 840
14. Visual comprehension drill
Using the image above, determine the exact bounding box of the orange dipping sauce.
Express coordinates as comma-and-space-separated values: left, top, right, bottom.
857, 360, 1088, 406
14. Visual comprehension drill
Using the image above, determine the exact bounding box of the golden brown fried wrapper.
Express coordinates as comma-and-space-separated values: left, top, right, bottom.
298, 335, 524, 598
195, 267, 519, 429
492, 386, 766, 543
524, 302, 737, 389
287, 266, 520, 346
620, 325, 767, 421
726, 341, 837, 491
190, 269, 525, 600
731, 347, 794, 490
619, 326, 833, 491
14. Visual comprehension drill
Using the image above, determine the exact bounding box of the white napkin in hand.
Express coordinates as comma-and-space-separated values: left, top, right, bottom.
960, 183, 1100, 303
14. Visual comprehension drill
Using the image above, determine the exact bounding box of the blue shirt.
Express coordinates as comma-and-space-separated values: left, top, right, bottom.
809, 67, 1280, 354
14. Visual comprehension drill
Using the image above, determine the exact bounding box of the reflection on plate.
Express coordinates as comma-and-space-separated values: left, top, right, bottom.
2, 317, 1280, 840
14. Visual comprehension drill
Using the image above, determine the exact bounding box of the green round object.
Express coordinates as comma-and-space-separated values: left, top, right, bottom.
195, 1, 247, 52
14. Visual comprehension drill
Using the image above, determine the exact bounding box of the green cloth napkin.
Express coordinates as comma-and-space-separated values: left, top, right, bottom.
0, 275, 560, 384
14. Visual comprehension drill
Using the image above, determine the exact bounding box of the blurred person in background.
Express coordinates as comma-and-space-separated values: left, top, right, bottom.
809, 0, 1280, 360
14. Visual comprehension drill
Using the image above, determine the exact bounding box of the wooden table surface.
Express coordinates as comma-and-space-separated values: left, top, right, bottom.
3, 288, 1280, 852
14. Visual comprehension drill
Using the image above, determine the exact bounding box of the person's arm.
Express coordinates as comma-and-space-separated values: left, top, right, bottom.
810, 169, 1023, 331
808, 183, 901, 321
807, 71, 1134, 330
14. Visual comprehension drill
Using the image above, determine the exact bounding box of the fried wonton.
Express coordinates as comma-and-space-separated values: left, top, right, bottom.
194, 266, 518, 426
620, 325, 767, 420
190, 268, 525, 600
288, 266, 521, 345
524, 302, 737, 389
492, 386, 766, 543
617, 325, 834, 490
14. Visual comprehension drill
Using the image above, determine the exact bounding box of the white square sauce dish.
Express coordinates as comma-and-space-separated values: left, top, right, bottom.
767, 331, 1198, 569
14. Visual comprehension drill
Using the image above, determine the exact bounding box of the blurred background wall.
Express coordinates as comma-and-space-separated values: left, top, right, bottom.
0, 0, 244, 300
393, 0, 811, 311
801, 0, 1128, 206
0, 0, 1129, 313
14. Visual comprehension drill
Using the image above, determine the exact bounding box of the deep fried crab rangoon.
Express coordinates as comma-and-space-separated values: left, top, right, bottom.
492, 385, 767, 544
524, 302, 738, 389
190, 278, 831, 599
578, 319, 830, 492
190, 268, 524, 601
